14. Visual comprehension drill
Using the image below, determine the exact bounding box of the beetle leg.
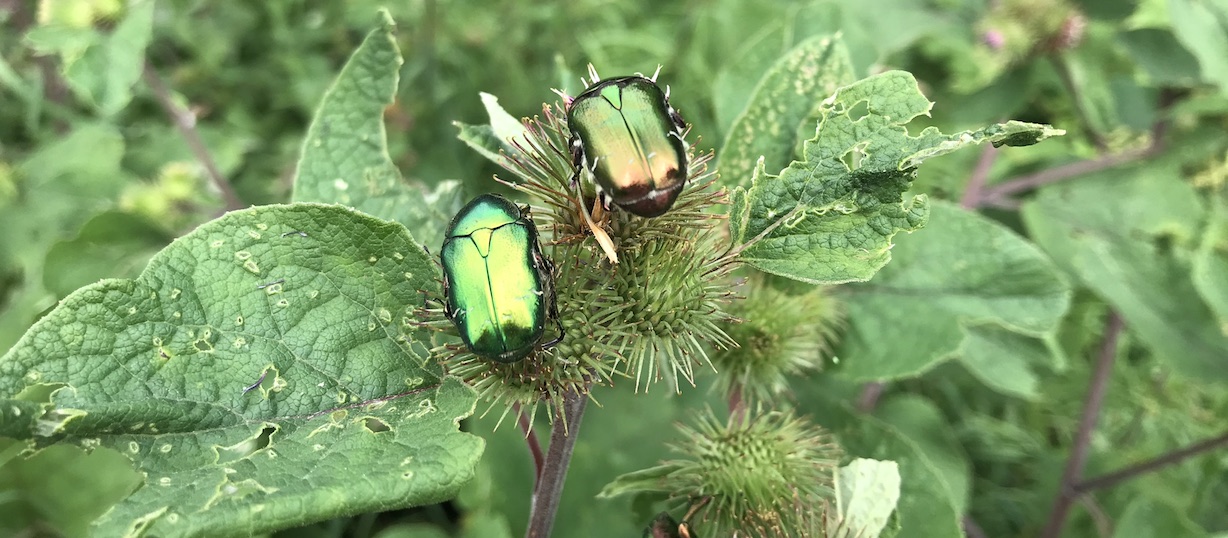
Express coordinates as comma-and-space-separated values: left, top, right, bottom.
668, 104, 686, 131
541, 318, 566, 351
568, 137, 585, 190
598, 191, 613, 213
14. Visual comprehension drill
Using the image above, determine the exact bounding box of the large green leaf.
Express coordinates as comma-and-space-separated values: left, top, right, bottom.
43, 211, 172, 298
1193, 193, 1228, 329
1168, 0, 1228, 94
875, 396, 969, 516
291, 12, 461, 249
956, 324, 1050, 400
1113, 497, 1209, 538
717, 35, 855, 189
836, 201, 1070, 381
1021, 165, 1228, 383
0, 444, 142, 538
0, 123, 132, 353
729, 71, 1062, 284
0, 204, 481, 536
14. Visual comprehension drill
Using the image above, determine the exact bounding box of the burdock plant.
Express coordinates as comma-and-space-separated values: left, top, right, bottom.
453, 47, 1060, 533
444, 84, 741, 422
0, 13, 1065, 538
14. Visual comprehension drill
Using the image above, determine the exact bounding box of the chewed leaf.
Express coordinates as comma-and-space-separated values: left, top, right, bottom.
730, 71, 1063, 285
718, 35, 855, 189
0, 203, 482, 536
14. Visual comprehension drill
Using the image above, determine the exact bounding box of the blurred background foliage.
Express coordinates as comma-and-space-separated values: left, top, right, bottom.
2, 0, 1227, 536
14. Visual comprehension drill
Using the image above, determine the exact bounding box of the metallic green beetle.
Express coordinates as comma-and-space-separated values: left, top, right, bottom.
567, 70, 688, 218
441, 194, 561, 363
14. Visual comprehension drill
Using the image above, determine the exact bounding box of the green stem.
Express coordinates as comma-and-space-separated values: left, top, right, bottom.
525, 387, 589, 538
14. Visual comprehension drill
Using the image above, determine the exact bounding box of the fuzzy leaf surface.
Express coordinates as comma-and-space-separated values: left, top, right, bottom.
0, 204, 481, 537
291, 12, 460, 248
717, 35, 855, 189
729, 71, 1062, 284
837, 201, 1070, 381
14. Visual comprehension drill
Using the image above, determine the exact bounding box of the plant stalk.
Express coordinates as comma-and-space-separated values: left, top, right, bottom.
1073, 429, 1228, 494
142, 62, 246, 212
1040, 311, 1124, 538
525, 387, 590, 538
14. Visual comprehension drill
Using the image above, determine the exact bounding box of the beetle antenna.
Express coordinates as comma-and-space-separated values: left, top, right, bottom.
651, 64, 663, 82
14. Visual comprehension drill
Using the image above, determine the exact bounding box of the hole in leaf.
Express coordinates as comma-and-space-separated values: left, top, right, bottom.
840, 146, 865, 171
847, 99, 870, 122
363, 417, 391, 433
252, 426, 274, 451
14, 382, 67, 403
215, 425, 277, 464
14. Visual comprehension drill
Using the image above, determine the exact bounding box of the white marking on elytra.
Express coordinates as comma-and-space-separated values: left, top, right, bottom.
247, 230, 261, 239
211, 239, 225, 248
